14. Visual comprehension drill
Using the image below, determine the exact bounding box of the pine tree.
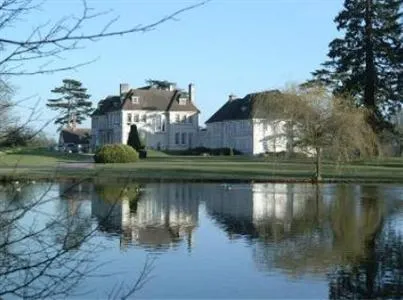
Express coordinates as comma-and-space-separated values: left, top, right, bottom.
47, 79, 93, 130
312, 0, 402, 130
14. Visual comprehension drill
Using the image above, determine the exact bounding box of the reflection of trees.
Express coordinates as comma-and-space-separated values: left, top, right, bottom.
0, 182, 92, 298
329, 225, 403, 299
92, 183, 199, 251
205, 182, 402, 299
245, 184, 403, 298
53, 181, 93, 250
0, 180, 154, 298
328, 186, 403, 299
59, 181, 93, 201
260, 185, 392, 276
328, 185, 385, 265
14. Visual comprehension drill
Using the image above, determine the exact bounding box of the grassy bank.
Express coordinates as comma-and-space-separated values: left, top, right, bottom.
0, 147, 92, 165
1, 148, 403, 183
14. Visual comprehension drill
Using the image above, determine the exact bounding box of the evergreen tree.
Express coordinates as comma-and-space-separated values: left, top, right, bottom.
47, 79, 93, 130
127, 124, 142, 151
311, 0, 402, 130
145, 79, 176, 90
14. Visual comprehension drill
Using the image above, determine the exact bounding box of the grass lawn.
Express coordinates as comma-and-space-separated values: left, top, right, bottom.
0, 147, 93, 166
0, 147, 403, 183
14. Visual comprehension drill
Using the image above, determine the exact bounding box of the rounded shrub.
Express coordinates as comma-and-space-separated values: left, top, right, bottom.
94, 144, 139, 163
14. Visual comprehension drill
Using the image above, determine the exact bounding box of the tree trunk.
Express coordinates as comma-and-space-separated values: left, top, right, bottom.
364, 0, 377, 130
315, 147, 322, 182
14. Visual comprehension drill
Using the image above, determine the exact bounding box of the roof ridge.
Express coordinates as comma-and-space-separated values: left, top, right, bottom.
97, 86, 199, 114
206, 90, 283, 123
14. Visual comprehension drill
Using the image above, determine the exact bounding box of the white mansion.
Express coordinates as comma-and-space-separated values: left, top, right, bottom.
91, 82, 298, 155
91, 82, 200, 150
202, 90, 293, 154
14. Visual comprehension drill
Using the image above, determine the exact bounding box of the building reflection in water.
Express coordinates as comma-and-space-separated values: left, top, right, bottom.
203, 183, 403, 291
90, 181, 403, 298
48, 179, 403, 299
91, 182, 332, 250
91, 183, 200, 251
203, 183, 318, 242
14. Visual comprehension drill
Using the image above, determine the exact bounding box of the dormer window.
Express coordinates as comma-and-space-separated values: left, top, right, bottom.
179, 97, 187, 105
131, 96, 139, 104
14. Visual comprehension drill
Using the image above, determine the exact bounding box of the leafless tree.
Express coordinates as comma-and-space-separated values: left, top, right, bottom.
0, 0, 209, 76
286, 86, 378, 181
258, 85, 378, 181
0, 78, 15, 140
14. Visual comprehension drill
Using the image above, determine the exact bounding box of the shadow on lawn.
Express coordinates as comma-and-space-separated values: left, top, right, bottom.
350, 158, 403, 168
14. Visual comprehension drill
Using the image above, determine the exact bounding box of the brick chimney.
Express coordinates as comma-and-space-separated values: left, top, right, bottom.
188, 83, 195, 102
168, 83, 177, 91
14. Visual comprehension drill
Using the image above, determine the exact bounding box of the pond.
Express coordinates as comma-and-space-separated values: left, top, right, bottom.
1, 181, 402, 299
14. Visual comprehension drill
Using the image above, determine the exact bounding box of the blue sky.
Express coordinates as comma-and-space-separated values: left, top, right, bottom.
10, 0, 343, 138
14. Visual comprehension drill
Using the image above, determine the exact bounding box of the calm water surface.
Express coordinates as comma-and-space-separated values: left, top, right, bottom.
1, 182, 402, 299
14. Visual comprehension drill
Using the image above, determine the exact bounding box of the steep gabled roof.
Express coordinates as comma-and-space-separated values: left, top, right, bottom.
122, 88, 199, 112
205, 90, 283, 123
93, 86, 199, 116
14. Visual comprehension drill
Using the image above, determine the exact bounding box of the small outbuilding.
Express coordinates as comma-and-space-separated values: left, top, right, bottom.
59, 128, 91, 152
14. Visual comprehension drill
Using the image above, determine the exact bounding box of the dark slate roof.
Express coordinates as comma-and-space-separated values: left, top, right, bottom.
205, 90, 283, 123
92, 96, 121, 116
60, 128, 91, 144
122, 88, 199, 112
92, 87, 199, 116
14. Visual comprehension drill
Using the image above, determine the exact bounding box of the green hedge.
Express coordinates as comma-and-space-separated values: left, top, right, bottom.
164, 147, 243, 156
94, 144, 139, 163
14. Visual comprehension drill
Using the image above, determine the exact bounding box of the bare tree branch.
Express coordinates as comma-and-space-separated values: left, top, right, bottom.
0, 1, 209, 46
0, 0, 210, 76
